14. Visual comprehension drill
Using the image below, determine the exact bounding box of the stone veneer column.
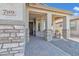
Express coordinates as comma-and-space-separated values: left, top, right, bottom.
45, 12, 52, 41
0, 4, 27, 56
24, 4, 29, 55
62, 16, 70, 39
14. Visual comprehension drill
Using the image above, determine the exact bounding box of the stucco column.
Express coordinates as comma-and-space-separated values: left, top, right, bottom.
24, 4, 29, 55
36, 18, 38, 36
24, 4, 29, 42
62, 16, 70, 39
45, 12, 52, 41
52, 17, 55, 37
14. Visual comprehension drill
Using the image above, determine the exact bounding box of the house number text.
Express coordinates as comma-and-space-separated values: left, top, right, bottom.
2, 9, 16, 16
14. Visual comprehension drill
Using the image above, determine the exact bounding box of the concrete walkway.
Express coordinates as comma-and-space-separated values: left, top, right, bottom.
50, 38, 79, 56
25, 36, 70, 56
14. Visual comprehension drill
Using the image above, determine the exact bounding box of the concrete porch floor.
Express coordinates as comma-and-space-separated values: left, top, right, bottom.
25, 36, 70, 56
50, 38, 79, 56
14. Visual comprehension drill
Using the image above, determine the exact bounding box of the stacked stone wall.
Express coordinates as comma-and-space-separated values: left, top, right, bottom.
0, 24, 25, 56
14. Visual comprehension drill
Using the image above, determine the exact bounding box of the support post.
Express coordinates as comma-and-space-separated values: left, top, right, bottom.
45, 12, 52, 41
24, 3, 29, 55
63, 16, 70, 39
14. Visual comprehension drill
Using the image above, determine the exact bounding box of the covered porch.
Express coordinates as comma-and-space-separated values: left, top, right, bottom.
26, 3, 71, 41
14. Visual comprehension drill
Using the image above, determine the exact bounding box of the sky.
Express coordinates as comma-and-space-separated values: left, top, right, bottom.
47, 3, 79, 16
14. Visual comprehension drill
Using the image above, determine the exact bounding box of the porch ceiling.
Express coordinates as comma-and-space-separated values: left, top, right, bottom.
29, 11, 64, 21
52, 15, 64, 21
29, 11, 46, 19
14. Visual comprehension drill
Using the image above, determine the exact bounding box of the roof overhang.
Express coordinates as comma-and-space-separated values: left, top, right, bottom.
27, 3, 73, 15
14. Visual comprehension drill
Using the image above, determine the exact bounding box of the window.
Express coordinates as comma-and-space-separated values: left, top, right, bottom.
70, 20, 77, 30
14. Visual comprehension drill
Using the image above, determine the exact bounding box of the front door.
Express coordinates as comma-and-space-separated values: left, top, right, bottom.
29, 22, 33, 36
